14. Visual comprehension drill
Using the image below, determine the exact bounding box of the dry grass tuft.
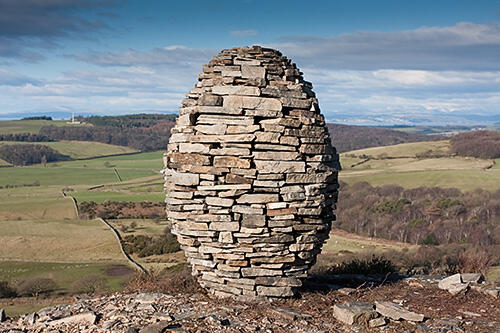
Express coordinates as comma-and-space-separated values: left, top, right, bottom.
125, 265, 202, 295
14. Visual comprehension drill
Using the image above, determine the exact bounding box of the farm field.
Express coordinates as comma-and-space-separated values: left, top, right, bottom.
344, 140, 451, 158
339, 140, 500, 192
0, 140, 138, 159
0, 218, 135, 317
0, 120, 88, 134
0, 191, 76, 220
0, 161, 159, 187
0, 121, 498, 319
0, 219, 125, 262
0, 261, 134, 317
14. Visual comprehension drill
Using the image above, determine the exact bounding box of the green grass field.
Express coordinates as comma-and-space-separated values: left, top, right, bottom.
0, 219, 126, 262
0, 120, 88, 134
0, 194, 76, 221
42, 150, 164, 169
0, 165, 158, 186
345, 140, 451, 158
0, 141, 137, 159
341, 167, 500, 192
0, 261, 135, 318
339, 140, 500, 192
0, 261, 132, 291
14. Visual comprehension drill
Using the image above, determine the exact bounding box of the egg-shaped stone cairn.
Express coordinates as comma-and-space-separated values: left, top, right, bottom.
163, 46, 339, 299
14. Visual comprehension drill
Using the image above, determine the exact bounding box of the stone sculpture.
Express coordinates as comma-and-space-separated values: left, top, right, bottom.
163, 46, 339, 299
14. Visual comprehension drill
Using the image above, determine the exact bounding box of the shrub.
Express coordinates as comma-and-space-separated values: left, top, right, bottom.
457, 247, 495, 274
420, 234, 439, 245
374, 198, 411, 214
125, 265, 200, 295
325, 256, 395, 275
70, 274, 106, 294
17, 278, 57, 298
121, 228, 180, 258
0, 280, 17, 298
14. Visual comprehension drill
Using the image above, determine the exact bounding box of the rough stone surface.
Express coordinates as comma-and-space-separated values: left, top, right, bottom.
447, 283, 470, 295
461, 273, 483, 283
333, 302, 377, 325
164, 46, 339, 299
375, 301, 425, 322
47, 312, 97, 326
369, 316, 387, 328
438, 273, 462, 290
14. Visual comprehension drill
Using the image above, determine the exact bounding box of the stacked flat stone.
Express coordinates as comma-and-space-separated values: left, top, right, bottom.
163, 46, 339, 299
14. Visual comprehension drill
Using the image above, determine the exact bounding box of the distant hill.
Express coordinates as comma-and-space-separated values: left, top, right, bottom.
2, 115, 442, 154
327, 123, 440, 153
450, 130, 500, 159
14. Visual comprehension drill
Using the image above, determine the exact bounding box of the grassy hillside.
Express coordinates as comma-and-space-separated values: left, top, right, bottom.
0, 141, 138, 159
0, 158, 11, 166
0, 120, 88, 134
0, 151, 164, 221
345, 140, 450, 158
339, 140, 500, 192
0, 189, 77, 221
0, 219, 125, 262
327, 123, 438, 152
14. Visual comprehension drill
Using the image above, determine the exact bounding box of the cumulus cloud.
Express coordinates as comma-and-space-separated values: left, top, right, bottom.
273, 22, 500, 71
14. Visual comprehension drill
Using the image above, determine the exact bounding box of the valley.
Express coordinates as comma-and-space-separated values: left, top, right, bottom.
0, 117, 499, 320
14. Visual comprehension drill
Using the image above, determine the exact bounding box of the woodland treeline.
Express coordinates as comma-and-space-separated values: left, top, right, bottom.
0, 133, 54, 142
39, 123, 174, 152
37, 114, 176, 151
336, 181, 500, 252
84, 113, 177, 128
0, 144, 68, 166
450, 130, 500, 159
326, 123, 438, 153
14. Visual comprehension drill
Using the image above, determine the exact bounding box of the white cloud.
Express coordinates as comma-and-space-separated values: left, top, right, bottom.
272, 22, 500, 71
231, 29, 258, 37
73, 45, 214, 67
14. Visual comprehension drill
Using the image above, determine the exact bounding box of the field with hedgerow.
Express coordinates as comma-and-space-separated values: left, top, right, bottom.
1, 116, 499, 318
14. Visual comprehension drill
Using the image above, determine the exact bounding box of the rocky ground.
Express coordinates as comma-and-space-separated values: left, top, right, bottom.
1, 274, 499, 333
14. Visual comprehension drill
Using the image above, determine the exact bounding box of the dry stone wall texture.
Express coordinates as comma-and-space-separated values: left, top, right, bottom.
163, 46, 339, 299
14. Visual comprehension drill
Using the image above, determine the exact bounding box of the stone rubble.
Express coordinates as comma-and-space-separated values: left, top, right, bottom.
375, 300, 425, 322
438, 273, 491, 296
2, 273, 500, 332
0, 292, 341, 333
332, 301, 377, 325
332, 300, 424, 328
164, 45, 339, 299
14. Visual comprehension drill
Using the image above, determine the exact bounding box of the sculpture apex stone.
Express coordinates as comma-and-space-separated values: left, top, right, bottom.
163, 45, 339, 299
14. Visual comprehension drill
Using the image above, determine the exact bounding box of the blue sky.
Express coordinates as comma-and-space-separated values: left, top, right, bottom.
1, 0, 500, 125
